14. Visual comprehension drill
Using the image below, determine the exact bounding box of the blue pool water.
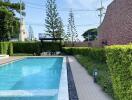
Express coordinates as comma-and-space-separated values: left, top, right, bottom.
0, 57, 63, 100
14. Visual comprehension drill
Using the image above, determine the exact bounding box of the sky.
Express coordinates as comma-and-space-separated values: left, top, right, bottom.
12, 0, 113, 41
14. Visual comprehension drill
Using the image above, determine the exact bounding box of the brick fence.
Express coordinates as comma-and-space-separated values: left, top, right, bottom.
98, 0, 132, 46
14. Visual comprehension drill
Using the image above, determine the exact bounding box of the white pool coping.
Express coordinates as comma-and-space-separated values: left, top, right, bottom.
58, 57, 69, 100
0, 56, 69, 100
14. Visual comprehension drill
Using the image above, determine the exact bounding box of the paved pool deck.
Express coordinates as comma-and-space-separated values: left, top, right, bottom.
68, 56, 112, 100
0, 57, 24, 65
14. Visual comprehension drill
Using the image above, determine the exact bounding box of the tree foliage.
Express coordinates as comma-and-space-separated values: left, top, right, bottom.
45, 0, 64, 39
0, 0, 25, 41
82, 28, 97, 41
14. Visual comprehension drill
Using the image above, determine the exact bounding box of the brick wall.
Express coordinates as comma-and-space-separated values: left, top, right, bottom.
98, 0, 132, 46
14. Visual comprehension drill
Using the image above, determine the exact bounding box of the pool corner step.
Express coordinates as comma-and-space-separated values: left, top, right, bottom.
0, 89, 58, 97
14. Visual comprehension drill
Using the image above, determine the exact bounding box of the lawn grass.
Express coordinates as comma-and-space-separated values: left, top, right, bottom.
75, 55, 114, 98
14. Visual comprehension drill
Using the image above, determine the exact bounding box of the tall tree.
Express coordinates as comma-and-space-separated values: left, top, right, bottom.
67, 10, 78, 45
0, 0, 25, 41
56, 17, 64, 38
45, 0, 64, 39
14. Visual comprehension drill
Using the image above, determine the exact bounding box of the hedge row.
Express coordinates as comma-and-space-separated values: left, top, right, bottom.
41, 42, 61, 51
13, 42, 61, 54
106, 45, 132, 100
13, 42, 40, 54
62, 47, 106, 62
0, 42, 13, 55
63, 46, 132, 100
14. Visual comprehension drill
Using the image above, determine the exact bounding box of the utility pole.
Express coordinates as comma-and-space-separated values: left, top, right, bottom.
96, 0, 104, 41
97, 0, 104, 25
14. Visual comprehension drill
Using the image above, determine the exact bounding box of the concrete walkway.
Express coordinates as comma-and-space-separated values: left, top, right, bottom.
68, 56, 112, 100
0, 57, 24, 65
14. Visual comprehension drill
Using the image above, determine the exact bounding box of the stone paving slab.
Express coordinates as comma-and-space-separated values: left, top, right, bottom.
68, 56, 112, 100
0, 57, 24, 65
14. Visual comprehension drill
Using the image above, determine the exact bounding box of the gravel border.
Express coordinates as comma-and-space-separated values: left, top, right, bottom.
66, 56, 79, 100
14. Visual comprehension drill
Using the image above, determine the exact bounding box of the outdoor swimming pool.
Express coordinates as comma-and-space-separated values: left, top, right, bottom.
0, 57, 68, 100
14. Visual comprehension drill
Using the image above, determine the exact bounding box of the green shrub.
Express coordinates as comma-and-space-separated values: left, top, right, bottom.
12, 42, 61, 54
8, 42, 13, 55
63, 47, 114, 97
41, 42, 61, 51
13, 42, 41, 54
64, 46, 132, 100
0, 42, 13, 55
62, 47, 106, 62
106, 45, 132, 100
0, 42, 7, 54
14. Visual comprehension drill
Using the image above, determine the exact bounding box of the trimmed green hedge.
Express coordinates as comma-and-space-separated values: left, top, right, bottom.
106, 45, 132, 100
13, 42, 41, 54
41, 42, 61, 51
0, 42, 13, 55
13, 42, 61, 54
62, 47, 106, 62
63, 47, 113, 97
63, 46, 132, 99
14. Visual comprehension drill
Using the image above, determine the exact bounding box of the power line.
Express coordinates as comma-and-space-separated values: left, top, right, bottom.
26, 5, 97, 12
25, 23, 98, 27
23, 1, 103, 28
24, 1, 97, 12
